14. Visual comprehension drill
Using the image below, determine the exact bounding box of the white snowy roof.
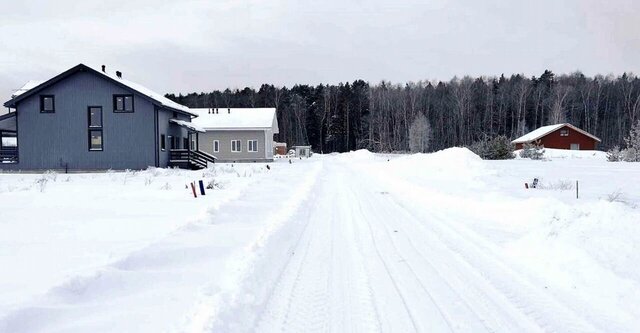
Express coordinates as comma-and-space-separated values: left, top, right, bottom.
191, 108, 279, 133
90, 66, 193, 115
512, 123, 601, 143
169, 119, 204, 132
12, 80, 45, 98
9, 64, 193, 116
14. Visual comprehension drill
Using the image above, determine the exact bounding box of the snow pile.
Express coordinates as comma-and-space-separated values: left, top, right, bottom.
335, 149, 377, 162
383, 147, 489, 189
516, 148, 607, 160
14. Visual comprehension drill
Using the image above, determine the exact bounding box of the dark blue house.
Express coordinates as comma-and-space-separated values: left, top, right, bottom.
0, 64, 213, 171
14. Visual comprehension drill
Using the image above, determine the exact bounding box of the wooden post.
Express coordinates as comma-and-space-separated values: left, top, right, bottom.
576, 180, 579, 199
199, 180, 206, 195
190, 182, 197, 198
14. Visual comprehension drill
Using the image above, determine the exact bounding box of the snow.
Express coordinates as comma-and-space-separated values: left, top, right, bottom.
1, 137, 16, 147
1, 150, 639, 332
169, 119, 205, 133
516, 148, 607, 160
90, 65, 193, 115
513, 123, 601, 144
512, 124, 567, 143
191, 108, 278, 132
11, 80, 44, 98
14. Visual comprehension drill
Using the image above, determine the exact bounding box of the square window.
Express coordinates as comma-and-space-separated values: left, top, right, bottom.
40, 95, 55, 113
560, 129, 569, 136
114, 94, 134, 112
89, 130, 103, 150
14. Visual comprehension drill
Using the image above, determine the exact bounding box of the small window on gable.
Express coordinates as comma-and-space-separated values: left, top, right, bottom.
113, 94, 134, 112
560, 129, 569, 137
40, 95, 55, 113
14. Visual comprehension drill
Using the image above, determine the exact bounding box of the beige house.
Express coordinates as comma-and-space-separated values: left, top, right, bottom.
191, 108, 278, 162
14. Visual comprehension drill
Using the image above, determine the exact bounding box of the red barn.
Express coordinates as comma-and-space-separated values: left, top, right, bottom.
512, 123, 601, 150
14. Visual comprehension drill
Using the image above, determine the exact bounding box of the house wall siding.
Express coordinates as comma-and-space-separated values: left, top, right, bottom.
0, 70, 179, 170
157, 109, 190, 167
515, 125, 598, 150
197, 129, 272, 162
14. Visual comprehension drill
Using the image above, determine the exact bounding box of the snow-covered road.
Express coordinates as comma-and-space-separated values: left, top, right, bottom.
244, 161, 599, 333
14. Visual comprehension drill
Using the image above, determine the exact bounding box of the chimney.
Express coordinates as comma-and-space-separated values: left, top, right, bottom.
116, 71, 122, 79
101, 65, 105, 73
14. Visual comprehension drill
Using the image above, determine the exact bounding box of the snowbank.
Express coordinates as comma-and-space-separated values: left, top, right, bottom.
0, 163, 272, 324
376, 147, 490, 192
335, 149, 376, 162
515, 148, 607, 160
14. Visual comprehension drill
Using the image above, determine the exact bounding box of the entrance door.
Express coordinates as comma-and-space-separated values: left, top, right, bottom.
570, 143, 580, 150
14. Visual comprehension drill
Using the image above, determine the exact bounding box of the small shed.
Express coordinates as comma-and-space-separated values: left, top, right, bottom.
293, 145, 312, 158
512, 123, 601, 150
273, 142, 287, 155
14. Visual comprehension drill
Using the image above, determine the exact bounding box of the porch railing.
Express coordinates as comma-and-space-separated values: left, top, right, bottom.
169, 149, 216, 169
0, 149, 18, 163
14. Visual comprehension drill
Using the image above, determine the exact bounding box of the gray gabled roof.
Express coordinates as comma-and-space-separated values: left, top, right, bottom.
4, 64, 196, 117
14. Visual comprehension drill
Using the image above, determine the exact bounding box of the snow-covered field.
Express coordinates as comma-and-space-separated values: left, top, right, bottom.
1, 149, 639, 332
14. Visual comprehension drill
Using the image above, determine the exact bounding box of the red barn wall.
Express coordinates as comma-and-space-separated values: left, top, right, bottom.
516, 125, 598, 150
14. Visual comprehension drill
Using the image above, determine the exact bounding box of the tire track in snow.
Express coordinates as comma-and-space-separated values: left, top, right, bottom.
254, 165, 382, 332
359, 165, 601, 333
349, 173, 458, 332
350, 172, 540, 332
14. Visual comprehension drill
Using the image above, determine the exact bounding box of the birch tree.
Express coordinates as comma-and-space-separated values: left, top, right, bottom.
409, 112, 432, 153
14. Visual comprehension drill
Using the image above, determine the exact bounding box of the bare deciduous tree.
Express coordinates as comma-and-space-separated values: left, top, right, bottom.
409, 112, 432, 153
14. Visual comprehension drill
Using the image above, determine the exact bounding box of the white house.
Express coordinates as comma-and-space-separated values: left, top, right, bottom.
190, 108, 279, 162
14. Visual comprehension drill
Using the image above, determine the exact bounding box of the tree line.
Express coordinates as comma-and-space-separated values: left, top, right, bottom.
165, 70, 640, 153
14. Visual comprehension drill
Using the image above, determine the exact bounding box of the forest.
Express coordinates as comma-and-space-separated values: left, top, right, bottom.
165, 70, 640, 153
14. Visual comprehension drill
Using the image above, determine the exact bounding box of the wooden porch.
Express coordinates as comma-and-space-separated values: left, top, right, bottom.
169, 149, 216, 169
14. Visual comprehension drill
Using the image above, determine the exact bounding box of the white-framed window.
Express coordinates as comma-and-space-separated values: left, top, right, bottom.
231, 140, 241, 152
560, 129, 569, 137
213, 140, 220, 153
248, 140, 258, 152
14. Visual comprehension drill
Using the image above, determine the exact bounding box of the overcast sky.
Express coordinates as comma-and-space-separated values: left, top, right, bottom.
1, 0, 639, 100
